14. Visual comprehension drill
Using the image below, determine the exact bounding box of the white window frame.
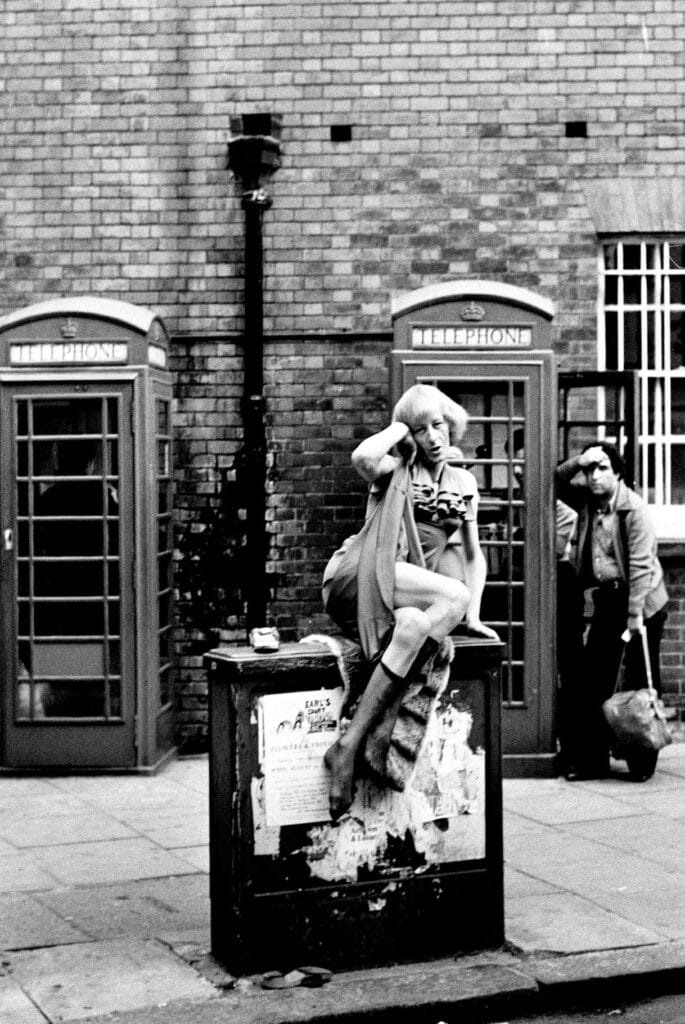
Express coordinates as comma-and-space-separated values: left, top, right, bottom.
598, 237, 685, 540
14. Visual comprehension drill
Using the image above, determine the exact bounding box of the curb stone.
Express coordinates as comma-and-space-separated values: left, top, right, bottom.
529, 940, 685, 1011
70, 941, 685, 1024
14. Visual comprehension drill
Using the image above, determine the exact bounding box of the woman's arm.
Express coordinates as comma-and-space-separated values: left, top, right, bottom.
351, 421, 410, 483
459, 519, 499, 638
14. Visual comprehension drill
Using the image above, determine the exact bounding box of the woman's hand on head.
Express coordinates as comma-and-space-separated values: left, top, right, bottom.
395, 427, 417, 462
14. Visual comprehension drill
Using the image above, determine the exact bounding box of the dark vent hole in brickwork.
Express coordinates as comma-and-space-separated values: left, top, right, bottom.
565, 121, 588, 138
330, 124, 353, 142
242, 113, 275, 136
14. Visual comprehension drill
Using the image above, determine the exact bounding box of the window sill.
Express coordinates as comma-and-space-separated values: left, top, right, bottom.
650, 507, 685, 547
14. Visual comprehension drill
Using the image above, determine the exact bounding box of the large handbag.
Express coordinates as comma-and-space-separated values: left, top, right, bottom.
602, 626, 672, 752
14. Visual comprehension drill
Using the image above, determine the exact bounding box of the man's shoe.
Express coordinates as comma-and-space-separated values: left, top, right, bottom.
564, 762, 609, 782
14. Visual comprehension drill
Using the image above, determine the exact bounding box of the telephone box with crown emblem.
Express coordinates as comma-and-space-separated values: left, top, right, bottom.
391, 281, 557, 776
0, 297, 174, 770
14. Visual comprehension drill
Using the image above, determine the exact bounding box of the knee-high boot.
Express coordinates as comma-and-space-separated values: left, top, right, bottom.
324, 657, 408, 821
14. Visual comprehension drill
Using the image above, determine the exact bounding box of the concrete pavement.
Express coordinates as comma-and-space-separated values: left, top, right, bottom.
1, 744, 684, 1022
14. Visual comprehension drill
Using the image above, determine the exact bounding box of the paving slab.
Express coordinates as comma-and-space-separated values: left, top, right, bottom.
0, 974, 47, 1024
31, 837, 202, 887
0, 853, 59, 894
504, 786, 642, 825
0, 892, 91, 950
560, 812, 685, 867
161, 757, 209, 794
505, 891, 664, 952
505, 865, 562, 898
132, 812, 209, 849
0, 777, 63, 799
515, 849, 680, 897
35, 875, 210, 942
607, 786, 685, 820
590, 883, 685, 940
0, 791, 89, 818
503, 814, 560, 840
0, 811, 136, 848
170, 845, 210, 872
5, 937, 218, 1022
505, 827, 610, 866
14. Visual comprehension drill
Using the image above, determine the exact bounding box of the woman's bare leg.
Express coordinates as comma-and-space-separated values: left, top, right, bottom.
325, 566, 469, 819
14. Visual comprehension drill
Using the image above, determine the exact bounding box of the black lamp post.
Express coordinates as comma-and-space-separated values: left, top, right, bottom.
227, 114, 282, 631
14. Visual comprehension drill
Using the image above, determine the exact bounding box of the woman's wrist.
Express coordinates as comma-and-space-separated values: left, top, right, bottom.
389, 420, 411, 441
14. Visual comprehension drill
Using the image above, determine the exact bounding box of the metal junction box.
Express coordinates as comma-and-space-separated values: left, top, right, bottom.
206, 637, 504, 974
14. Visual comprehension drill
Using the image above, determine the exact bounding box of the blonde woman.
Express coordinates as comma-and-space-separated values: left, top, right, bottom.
322, 384, 498, 819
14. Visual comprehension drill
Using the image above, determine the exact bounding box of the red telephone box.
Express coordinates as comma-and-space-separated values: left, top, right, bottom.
391, 281, 557, 775
0, 297, 174, 770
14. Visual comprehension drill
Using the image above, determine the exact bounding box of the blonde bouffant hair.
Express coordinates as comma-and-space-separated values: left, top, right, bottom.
392, 383, 468, 445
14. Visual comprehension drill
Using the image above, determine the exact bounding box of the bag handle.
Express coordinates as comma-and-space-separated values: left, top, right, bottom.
614, 624, 656, 696
639, 624, 656, 695
638, 623, 670, 726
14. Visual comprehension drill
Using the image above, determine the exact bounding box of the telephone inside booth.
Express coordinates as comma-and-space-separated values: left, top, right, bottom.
391, 281, 557, 775
0, 298, 174, 770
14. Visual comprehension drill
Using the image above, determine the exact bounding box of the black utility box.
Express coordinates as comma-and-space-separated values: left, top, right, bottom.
206, 637, 504, 975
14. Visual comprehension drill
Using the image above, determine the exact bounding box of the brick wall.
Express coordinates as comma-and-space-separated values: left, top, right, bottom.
2, 2, 682, 338
1, 1, 684, 745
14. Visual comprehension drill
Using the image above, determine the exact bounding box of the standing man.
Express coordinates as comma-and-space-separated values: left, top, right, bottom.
556, 441, 668, 781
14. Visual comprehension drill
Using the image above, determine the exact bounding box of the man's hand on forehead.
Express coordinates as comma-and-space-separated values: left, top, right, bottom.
578, 445, 608, 470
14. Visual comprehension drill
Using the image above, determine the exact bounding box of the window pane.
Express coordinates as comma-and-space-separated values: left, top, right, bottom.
33, 601, 105, 637
157, 516, 172, 552
17, 401, 28, 436
33, 399, 103, 436
34, 560, 104, 596
671, 380, 685, 434
159, 666, 172, 707
27, 681, 107, 719
604, 275, 618, 305
669, 275, 684, 305
157, 400, 170, 435
37, 440, 101, 477
604, 311, 618, 367
17, 521, 29, 556
17, 440, 28, 476
623, 311, 641, 368
646, 311, 656, 370
158, 591, 172, 630
108, 640, 121, 675
668, 245, 685, 270
105, 440, 119, 477
157, 440, 169, 476
107, 397, 118, 434
159, 629, 171, 666
623, 244, 641, 269
108, 679, 122, 718
158, 483, 171, 514
623, 274, 641, 306
18, 561, 30, 597
670, 444, 685, 504
646, 378, 666, 436
670, 311, 685, 369
158, 552, 171, 591
604, 243, 618, 270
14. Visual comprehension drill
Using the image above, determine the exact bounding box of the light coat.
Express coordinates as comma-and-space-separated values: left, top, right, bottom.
556, 459, 668, 619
